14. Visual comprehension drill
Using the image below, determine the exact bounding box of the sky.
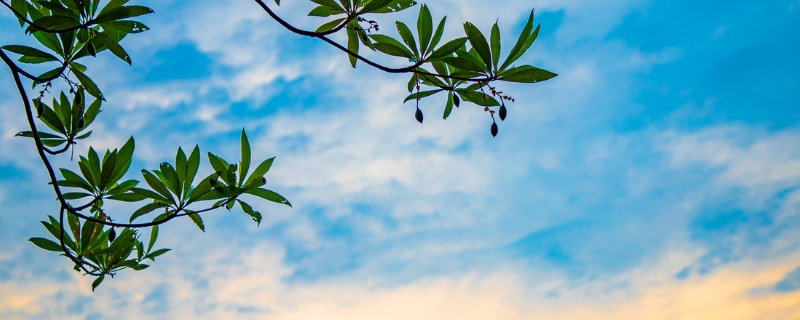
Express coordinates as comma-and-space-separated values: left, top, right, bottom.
1, 0, 800, 319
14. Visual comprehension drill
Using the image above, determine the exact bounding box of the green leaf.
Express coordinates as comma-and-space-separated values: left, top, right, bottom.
130, 202, 162, 222
2, 45, 60, 62
244, 157, 274, 187
99, 151, 117, 190
184, 146, 200, 195
443, 91, 454, 119
147, 225, 158, 252
29, 237, 63, 252
246, 188, 292, 207
93, 5, 153, 24
416, 5, 433, 55
26, 15, 80, 33
100, 20, 150, 33
456, 89, 500, 107
427, 37, 467, 61
32, 31, 63, 57
60, 168, 94, 191
346, 27, 359, 68
145, 248, 170, 261
93, 32, 131, 64
369, 34, 413, 58
308, 5, 345, 17
426, 16, 447, 57
108, 192, 146, 202
239, 129, 251, 186
141, 170, 175, 204
500, 10, 536, 71
359, 0, 392, 13
187, 212, 204, 232
10, 0, 27, 27
315, 18, 345, 33
159, 162, 181, 197
63, 192, 92, 199
91, 275, 104, 291
403, 89, 443, 103
443, 56, 484, 73
369, 0, 417, 13
499, 65, 557, 83
463, 22, 492, 71
237, 200, 262, 226
491, 22, 501, 70
395, 21, 418, 58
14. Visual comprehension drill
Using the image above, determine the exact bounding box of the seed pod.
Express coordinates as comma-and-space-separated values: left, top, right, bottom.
453, 94, 460, 108
77, 117, 85, 129
108, 228, 116, 242
415, 107, 423, 123
491, 122, 498, 137
499, 105, 507, 121
262, 176, 266, 184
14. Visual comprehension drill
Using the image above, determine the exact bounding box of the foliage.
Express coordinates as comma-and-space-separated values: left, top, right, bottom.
0, 0, 554, 290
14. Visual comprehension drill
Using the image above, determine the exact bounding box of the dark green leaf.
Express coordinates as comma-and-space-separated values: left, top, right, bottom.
246, 188, 292, 207
29, 237, 63, 252
93, 5, 153, 24
141, 170, 175, 204
145, 248, 170, 261
187, 212, 204, 232
426, 16, 447, 56
91, 275, 104, 291
427, 37, 467, 61
244, 157, 274, 187
463, 22, 492, 71
359, 0, 392, 13
2, 45, 60, 61
315, 18, 345, 33
500, 10, 536, 71
443, 91, 454, 119
416, 5, 432, 54
456, 89, 501, 107
369, 34, 413, 58
308, 5, 344, 17
395, 21, 418, 57
93, 32, 131, 64
369, 0, 417, 13
129, 202, 162, 222
239, 129, 251, 186
403, 89, 443, 103
491, 22, 501, 70
499, 65, 557, 83
443, 56, 484, 73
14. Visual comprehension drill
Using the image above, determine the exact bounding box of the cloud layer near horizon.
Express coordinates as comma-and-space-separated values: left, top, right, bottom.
1, 0, 799, 318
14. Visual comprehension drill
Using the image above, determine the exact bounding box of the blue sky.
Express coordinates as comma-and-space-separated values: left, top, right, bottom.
1, 0, 800, 318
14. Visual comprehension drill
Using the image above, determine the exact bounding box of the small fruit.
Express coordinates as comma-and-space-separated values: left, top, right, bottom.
453, 94, 460, 108
490, 122, 498, 137
499, 105, 507, 121
108, 228, 116, 242
77, 118, 85, 129
415, 107, 423, 123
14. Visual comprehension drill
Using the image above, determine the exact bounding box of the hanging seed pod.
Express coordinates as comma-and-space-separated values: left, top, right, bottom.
499, 105, 507, 121
77, 117, 85, 129
108, 228, 116, 242
415, 107, 424, 123
453, 94, 460, 108
491, 122, 498, 137
262, 176, 266, 184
